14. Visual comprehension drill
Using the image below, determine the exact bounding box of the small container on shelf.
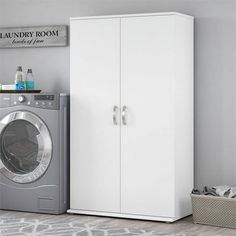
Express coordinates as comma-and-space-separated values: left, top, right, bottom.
25, 69, 35, 90
15, 66, 26, 90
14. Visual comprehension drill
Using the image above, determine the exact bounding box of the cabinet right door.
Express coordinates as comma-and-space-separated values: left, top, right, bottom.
121, 15, 176, 217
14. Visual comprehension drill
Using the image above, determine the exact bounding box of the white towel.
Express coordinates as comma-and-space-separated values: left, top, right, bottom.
213, 185, 231, 197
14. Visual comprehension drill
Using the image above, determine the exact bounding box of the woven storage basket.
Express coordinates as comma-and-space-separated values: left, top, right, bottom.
191, 194, 236, 229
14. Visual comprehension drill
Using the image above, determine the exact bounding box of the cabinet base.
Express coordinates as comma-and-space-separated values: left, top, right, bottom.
67, 209, 181, 222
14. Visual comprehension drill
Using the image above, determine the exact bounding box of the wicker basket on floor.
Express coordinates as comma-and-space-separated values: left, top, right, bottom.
191, 194, 236, 229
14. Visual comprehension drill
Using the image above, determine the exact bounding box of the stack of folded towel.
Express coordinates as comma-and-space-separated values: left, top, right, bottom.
192, 186, 236, 198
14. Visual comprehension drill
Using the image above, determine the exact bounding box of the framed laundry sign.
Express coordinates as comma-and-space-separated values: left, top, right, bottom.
0, 25, 68, 48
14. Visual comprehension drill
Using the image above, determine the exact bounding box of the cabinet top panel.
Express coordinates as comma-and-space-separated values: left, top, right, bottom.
70, 12, 193, 21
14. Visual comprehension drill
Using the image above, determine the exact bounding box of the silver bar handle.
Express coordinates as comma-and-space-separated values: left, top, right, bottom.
113, 106, 118, 125
122, 106, 127, 125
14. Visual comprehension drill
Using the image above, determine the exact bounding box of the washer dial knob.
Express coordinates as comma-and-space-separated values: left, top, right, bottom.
18, 95, 25, 103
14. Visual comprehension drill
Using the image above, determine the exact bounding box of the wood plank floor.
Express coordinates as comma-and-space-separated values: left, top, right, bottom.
1, 210, 236, 235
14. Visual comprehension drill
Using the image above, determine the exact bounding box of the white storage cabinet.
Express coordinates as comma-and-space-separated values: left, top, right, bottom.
69, 12, 194, 222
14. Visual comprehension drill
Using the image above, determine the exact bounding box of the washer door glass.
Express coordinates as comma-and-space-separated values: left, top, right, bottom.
0, 111, 52, 183
1, 120, 40, 174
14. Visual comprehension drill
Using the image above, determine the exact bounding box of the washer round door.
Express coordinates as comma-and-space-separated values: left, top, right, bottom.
0, 111, 52, 183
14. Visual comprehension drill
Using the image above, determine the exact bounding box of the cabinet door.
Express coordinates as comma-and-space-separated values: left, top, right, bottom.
70, 18, 121, 212
121, 16, 175, 217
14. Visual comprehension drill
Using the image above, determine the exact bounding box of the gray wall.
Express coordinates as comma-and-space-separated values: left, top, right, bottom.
1, 0, 236, 188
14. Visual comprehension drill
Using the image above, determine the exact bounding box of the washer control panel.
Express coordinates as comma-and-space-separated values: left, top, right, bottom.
34, 95, 55, 101
0, 94, 60, 110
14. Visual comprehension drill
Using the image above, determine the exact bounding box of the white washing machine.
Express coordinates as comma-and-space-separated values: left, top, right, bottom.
0, 93, 69, 214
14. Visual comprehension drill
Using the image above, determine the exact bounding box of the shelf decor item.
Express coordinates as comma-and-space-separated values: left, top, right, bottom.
0, 25, 68, 48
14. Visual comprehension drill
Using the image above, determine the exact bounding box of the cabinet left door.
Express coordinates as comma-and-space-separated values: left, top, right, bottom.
70, 18, 121, 212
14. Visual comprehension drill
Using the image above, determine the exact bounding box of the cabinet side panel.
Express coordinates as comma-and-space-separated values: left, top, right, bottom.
70, 18, 121, 212
174, 16, 194, 219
